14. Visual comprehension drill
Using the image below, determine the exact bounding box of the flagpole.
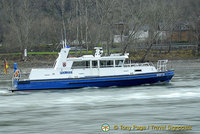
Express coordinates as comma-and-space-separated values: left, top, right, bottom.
4, 59, 8, 75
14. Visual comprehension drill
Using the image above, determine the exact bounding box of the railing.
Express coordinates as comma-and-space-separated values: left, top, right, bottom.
124, 62, 154, 67
71, 66, 91, 69
100, 65, 115, 68
157, 60, 168, 72
72, 65, 115, 69
71, 62, 155, 69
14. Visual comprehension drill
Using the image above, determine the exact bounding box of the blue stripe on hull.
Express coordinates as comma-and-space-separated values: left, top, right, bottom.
13, 70, 174, 92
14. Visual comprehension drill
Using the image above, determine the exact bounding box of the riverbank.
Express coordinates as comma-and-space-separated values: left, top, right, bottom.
0, 49, 199, 71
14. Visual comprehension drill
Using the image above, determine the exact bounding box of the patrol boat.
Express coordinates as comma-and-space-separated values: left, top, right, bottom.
11, 46, 174, 92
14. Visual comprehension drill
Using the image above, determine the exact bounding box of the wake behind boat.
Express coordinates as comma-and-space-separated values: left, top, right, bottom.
11, 46, 174, 92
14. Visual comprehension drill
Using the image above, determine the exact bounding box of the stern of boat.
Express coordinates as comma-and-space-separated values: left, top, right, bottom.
11, 63, 21, 91
157, 60, 173, 72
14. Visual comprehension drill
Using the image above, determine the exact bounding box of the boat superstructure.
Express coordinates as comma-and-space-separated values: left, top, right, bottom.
11, 46, 174, 91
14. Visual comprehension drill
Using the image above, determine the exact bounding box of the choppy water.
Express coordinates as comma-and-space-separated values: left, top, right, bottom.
0, 60, 200, 134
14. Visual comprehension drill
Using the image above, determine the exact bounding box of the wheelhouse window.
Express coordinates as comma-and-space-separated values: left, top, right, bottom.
115, 60, 124, 67
124, 59, 131, 64
100, 60, 114, 68
92, 61, 98, 68
72, 61, 90, 69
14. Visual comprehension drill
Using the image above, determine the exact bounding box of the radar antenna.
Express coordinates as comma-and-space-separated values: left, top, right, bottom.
94, 47, 103, 57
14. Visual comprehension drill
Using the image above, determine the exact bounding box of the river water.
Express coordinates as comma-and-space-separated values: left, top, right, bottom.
0, 60, 200, 134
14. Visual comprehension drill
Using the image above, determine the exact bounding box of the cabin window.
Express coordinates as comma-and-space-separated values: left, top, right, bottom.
135, 69, 142, 72
92, 61, 98, 68
72, 61, 90, 69
125, 59, 132, 64
100, 60, 114, 68
115, 60, 124, 67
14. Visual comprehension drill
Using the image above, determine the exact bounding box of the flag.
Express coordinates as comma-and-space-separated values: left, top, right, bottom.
4, 59, 8, 75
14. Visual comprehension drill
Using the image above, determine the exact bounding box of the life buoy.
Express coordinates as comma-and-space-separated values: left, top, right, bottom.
14, 70, 20, 78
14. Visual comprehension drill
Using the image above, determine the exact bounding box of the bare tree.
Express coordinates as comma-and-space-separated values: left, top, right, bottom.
95, 0, 116, 53
187, 1, 200, 55
121, 0, 149, 55
140, 0, 170, 62
0, 0, 200, 58
2, 0, 37, 60
85, 0, 89, 53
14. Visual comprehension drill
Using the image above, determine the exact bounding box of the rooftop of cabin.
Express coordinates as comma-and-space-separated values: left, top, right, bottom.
67, 54, 128, 61
67, 47, 129, 61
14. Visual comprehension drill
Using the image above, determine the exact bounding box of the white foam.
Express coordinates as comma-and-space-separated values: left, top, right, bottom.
0, 89, 13, 96
52, 88, 200, 105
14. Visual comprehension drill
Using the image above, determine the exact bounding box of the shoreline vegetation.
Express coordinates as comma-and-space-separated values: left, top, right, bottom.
0, 49, 198, 61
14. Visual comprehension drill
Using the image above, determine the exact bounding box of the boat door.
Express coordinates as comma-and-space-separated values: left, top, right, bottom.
90, 60, 99, 76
